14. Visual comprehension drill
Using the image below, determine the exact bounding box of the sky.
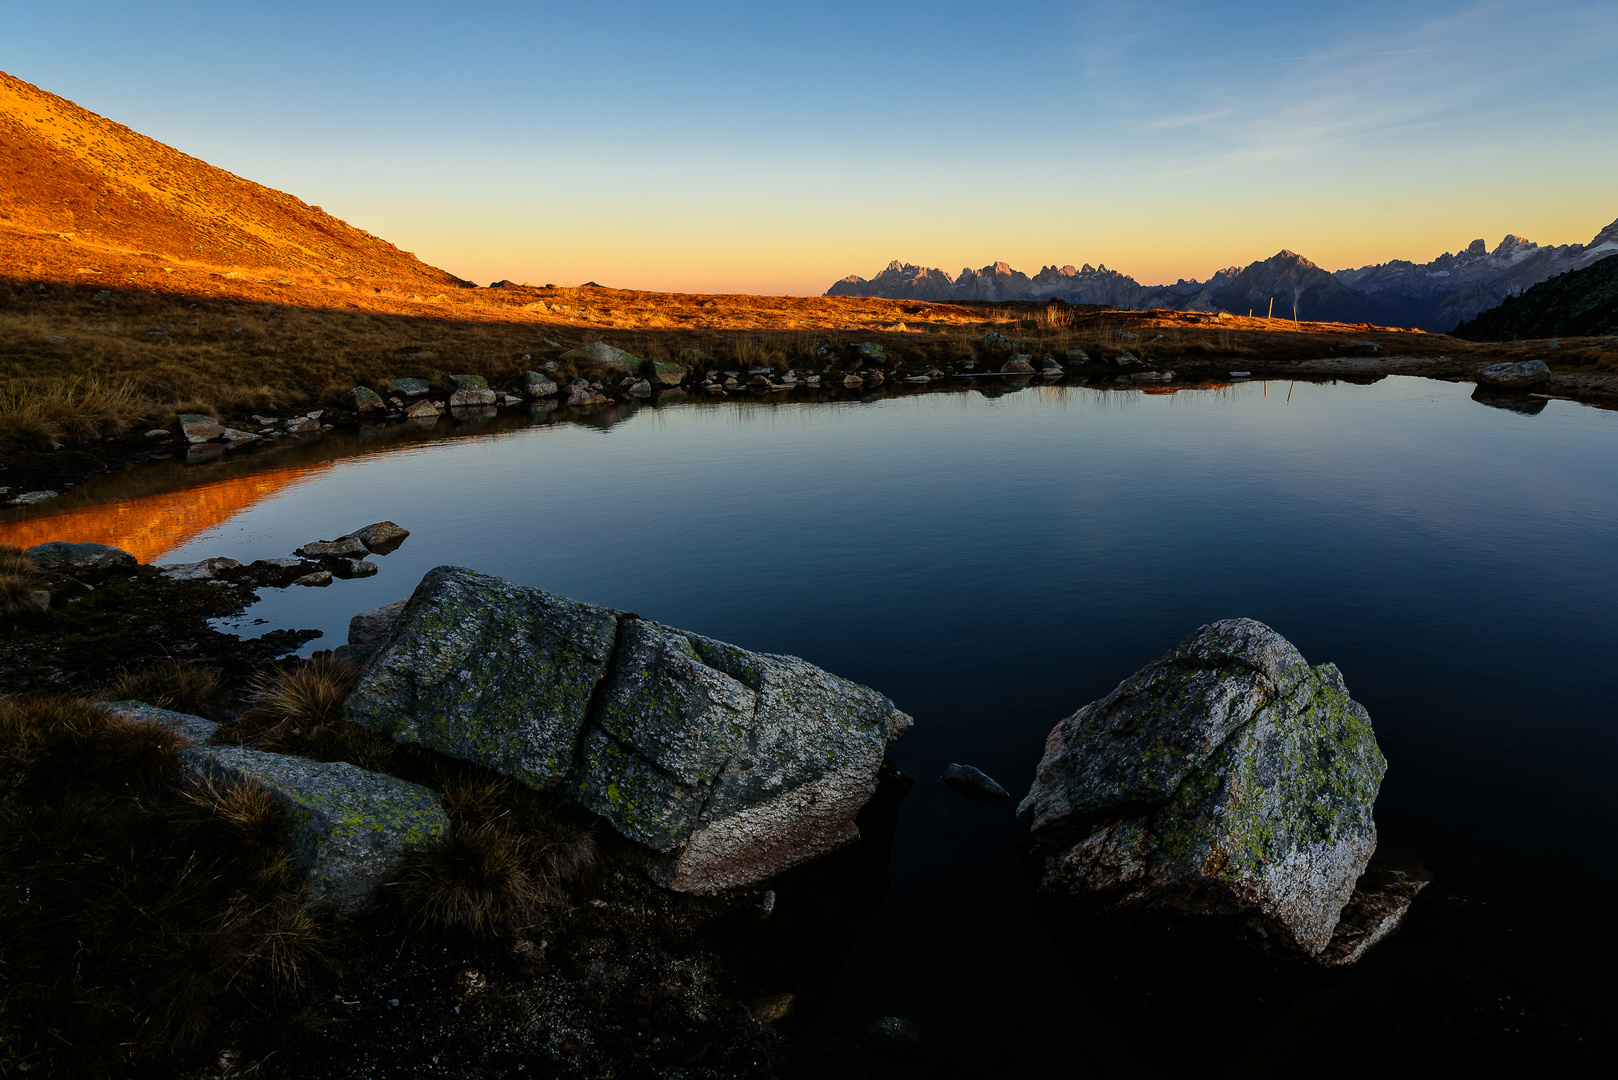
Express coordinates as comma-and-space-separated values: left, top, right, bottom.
6, 1, 1618, 294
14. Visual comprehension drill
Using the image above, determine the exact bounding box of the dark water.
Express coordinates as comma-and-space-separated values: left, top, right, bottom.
32, 378, 1618, 1073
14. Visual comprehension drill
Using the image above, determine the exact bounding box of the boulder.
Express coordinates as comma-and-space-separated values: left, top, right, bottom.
843, 374, 865, 389
347, 387, 386, 414
560, 341, 642, 372
1001, 356, 1036, 374
942, 763, 1009, 800
293, 570, 332, 587
855, 342, 886, 362
981, 332, 1021, 352
285, 416, 321, 434
346, 567, 621, 791
1018, 618, 1390, 961
180, 746, 449, 915
347, 567, 913, 891
390, 377, 431, 397
349, 599, 408, 653
1474, 359, 1551, 388
650, 360, 687, 387
158, 556, 242, 581
523, 371, 560, 397
350, 521, 410, 554
1066, 349, 1091, 363
179, 413, 225, 443
628, 379, 653, 396
449, 388, 497, 408
1039, 357, 1064, 373
404, 400, 441, 422
450, 374, 489, 391
296, 535, 369, 559
24, 541, 138, 571
99, 700, 218, 746
329, 557, 379, 579
568, 388, 610, 407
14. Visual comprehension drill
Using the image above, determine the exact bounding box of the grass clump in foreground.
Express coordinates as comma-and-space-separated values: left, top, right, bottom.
0, 695, 331, 1076
102, 658, 224, 715
0, 546, 48, 620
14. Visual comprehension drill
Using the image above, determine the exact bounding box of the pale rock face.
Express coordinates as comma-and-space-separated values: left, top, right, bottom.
1474, 359, 1551, 387
1020, 618, 1392, 960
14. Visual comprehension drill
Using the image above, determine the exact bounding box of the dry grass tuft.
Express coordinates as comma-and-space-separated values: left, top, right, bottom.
104, 659, 223, 715
391, 774, 597, 943
0, 696, 330, 1074
228, 653, 394, 770
0, 545, 48, 619
0, 374, 149, 448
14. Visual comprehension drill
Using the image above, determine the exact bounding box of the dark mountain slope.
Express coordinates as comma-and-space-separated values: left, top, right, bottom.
1452, 255, 1618, 341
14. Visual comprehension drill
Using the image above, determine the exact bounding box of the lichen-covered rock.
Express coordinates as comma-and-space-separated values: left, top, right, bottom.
179, 413, 224, 442
524, 371, 560, 397
450, 387, 498, 408
571, 620, 913, 892
650, 360, 686, 387
180, 746, 448, 914
347, 386, 385, 413
24, 541, 138, 571
854, 342, 886, 362
99, 700, 218, 745
350, 520, 410, 554
390, 377, 430, 397
450, 374, 489, 391
1018, 618, 1388, 960
345, 566, 621, 790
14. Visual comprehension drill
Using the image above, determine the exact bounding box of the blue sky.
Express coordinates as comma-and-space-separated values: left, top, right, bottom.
6, 1, 1616, 292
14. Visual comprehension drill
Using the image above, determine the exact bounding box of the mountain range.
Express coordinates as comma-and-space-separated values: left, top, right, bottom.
827, 220, 1618, 333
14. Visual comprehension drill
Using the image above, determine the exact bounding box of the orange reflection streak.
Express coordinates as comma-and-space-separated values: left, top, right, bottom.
0, 464, 331, 563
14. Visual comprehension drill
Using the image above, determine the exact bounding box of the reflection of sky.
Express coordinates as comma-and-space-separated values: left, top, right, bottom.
9, 2, 1617, 291
136, 377, 1618, 1057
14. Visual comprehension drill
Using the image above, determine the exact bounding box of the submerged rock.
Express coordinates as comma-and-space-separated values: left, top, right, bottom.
942, 763, 1009, 800
25, 541, 137, 571
99, 700, 218, 746
181, 746, 448, 914
1019, 618, 1392, 961
347, 567, 913, 891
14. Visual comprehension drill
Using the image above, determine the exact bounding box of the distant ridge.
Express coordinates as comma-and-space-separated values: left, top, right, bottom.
0, 70, 465, 289
1452, 255, 1618, 341
828, 217, 1618, 332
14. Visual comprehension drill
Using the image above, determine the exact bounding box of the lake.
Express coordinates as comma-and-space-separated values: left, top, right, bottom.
6, 375, 1615, 1074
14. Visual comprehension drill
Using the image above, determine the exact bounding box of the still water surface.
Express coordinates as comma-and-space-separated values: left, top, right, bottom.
19, 377, 1618, 1073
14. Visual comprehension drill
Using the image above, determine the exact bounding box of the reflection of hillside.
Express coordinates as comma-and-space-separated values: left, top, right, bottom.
0, 465, 330, 563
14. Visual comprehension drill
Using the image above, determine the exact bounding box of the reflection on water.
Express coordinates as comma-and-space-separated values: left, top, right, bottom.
2, 375, 1612, 1072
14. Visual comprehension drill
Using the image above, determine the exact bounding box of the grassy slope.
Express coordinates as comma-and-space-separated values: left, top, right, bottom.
1453, 254, 1618, 341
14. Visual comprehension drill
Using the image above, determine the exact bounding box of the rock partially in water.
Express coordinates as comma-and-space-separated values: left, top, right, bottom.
329, 557, 378, 579
347, 386, 386, 414
347, 566, 913, 892
403, 400, 441, 423
449, 387, 497, 408
346, 566, 621, 791
523, 371, 560, 397
843, 374, 865, 389
180, 746, 449, 915
1314, 867, 1429, 967
295, 535, 369, 559
568, 387, 611, 407
293, 570, 333, 587
25, 541, 137, 571
349, 520, 410, 555
1474, 359, 1551, 388
285, 416, 321, 434
1019, 618, 1388, 961
1001, 355, 1036, 373
99, 700, 218, 746
650, 360, 686, 387
942, 763, 1009, 800
348, 599, 408, 654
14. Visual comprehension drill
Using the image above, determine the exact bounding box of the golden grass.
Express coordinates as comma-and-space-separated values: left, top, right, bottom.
103, 659, 222, 715
0, 544, 46, 618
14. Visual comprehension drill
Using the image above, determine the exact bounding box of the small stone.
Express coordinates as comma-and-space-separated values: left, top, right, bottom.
942, 763, 1010, 800
285, 416, 320, 434
627, 380, 652, 396
179, 414, 225, 443
843, 374, 865, 388
449, 388, 497, 408
350, 521, 410, 554
751, 993, 795, 1023
568, 388, 610, 406
158, 557, 243, 581
1066, 349, 1090, 363
347, 386, 386, 413
330, 558, 379, 579
295, 536, 369, 559
218, 427, 259, 442
292, 570, 333, 587
45, 334, 68, 344
1230, 371, 1252, 378
760, 889, 776, 916
144, 428, 170, 438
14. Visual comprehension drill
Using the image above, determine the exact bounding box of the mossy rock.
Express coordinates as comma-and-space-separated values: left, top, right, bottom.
560, 341, 643, 372
181, 746, 448, 915
1020, 618, 1387, 960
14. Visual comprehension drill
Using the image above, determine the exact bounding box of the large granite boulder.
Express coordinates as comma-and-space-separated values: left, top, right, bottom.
1018, 619, 1398, 961
345, 567, 621, 790
570, 619, 912, 892
181, 746, 448, 914
345, 567, 912, 891
1474, 359, 1551, 388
